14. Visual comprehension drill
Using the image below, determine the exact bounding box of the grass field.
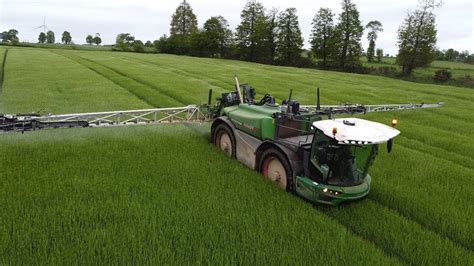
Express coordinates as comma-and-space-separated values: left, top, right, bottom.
0, 46, 473, 264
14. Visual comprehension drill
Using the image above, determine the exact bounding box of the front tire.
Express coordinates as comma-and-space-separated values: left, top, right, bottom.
259, 148, 293, 192
212, 123, 236, 158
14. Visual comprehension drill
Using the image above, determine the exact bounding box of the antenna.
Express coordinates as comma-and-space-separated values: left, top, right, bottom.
207, 89, 213, 106
317, 87, 321, 111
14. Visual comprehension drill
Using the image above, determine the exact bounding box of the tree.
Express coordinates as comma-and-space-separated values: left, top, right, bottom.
93, 33, 102, 45
376, 48, 384, 62
170, 0, 198, 37
235, 0, 267, 61
1, 29, 19, 43
61, 31, 72, 44
397, 0, 442, 75
335, 0, 364, 68
444, 48, 459, 61
145, 40, 153, 47
189, 30, 207, 56
86, 35, 94, 45
37, 32, 46, 44
458, 50, 469, 62
168, 1, 198, 55
132, 40, 145, 52
365, 20, 383, 62
46, 30, 55, 44
467, 54, 474, 64
0, 32, 8, 43
202, 16, 232, 57
434, 49, 445, 60
310, 8, 336, 66
115, 33, 135, 51
264, 8, 279, 64
275, 8, 304, 65
154, 35, 171, 53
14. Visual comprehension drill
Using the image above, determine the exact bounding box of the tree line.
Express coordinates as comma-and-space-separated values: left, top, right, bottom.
435, 49, 473, 64
138, 0, 471, 75
1, 0, 473, 75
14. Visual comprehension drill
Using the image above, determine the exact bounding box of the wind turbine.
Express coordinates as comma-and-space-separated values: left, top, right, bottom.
33, 14, 50, 33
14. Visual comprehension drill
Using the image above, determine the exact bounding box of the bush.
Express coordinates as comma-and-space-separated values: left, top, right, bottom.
369, 66, 398, 76
433, 69, 452, 82
462, 75, 474, 87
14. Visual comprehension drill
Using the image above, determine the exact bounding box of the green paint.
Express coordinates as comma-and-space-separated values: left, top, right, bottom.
224, 104, 279, 140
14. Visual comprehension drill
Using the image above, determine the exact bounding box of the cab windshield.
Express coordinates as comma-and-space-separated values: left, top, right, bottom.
311, 130, 378, 186
325, 145, 376, 186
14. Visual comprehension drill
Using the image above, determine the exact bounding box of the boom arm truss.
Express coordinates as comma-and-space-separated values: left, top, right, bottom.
0, 101, 444, 133
0, 105, 209, 133
301, 102, 444, 116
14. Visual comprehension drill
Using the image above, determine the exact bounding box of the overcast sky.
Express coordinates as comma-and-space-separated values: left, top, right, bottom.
1, 0, 473, 55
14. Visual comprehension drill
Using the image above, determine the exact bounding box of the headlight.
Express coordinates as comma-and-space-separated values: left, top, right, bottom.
321, 188, 342, 196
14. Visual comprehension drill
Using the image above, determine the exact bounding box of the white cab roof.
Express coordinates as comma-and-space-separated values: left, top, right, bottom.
313, 118, 400, 145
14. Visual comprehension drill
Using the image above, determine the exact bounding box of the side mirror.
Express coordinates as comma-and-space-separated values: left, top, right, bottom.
387, 139, 394, 153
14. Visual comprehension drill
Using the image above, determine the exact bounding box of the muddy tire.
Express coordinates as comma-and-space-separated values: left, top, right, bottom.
213, 123, 236, 158
259, 148, 293, 192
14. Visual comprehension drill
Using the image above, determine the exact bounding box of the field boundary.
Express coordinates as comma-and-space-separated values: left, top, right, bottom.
0, 48, 8, 91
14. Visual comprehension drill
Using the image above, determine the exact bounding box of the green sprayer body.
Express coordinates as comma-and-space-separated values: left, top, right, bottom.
209, 84, 437, 205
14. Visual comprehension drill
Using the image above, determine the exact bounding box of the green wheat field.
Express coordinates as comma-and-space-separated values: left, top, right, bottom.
0, 47, 473, 264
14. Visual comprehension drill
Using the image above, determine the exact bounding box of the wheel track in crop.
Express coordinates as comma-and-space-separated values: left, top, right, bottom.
397, 136, 474, 170
0, 48, 8, 92
52, 51, 159, 107
53, 51, 184, 107
117, 54, 233, 92
72, 55, 188, 105
320, 199, 474, 264
111, 53, 474, 105
104, 53, 350, 105
370, 144, 473, 250
369, 192, 473, 252
152, 55, 472, 103
114, 52, 473, 114
316, 207, 409, 265
398, 122, 474, 158
70, 51, 231, 98
115, 54, 366, 105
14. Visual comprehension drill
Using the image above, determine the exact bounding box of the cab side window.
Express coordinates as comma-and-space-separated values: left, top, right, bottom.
312, 130, 330, 165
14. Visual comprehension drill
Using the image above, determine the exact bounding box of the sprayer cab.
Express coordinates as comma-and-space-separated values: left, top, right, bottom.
295, 118, 400, 205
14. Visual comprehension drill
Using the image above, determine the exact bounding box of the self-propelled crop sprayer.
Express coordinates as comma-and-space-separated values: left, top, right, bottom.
0, 77, 443, 205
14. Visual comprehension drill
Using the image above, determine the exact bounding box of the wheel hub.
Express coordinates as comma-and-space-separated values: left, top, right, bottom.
263, 157, 287, 190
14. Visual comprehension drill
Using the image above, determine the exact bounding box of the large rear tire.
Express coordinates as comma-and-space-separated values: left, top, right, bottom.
212, 123, 236, 158
259, 148, 293, 192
